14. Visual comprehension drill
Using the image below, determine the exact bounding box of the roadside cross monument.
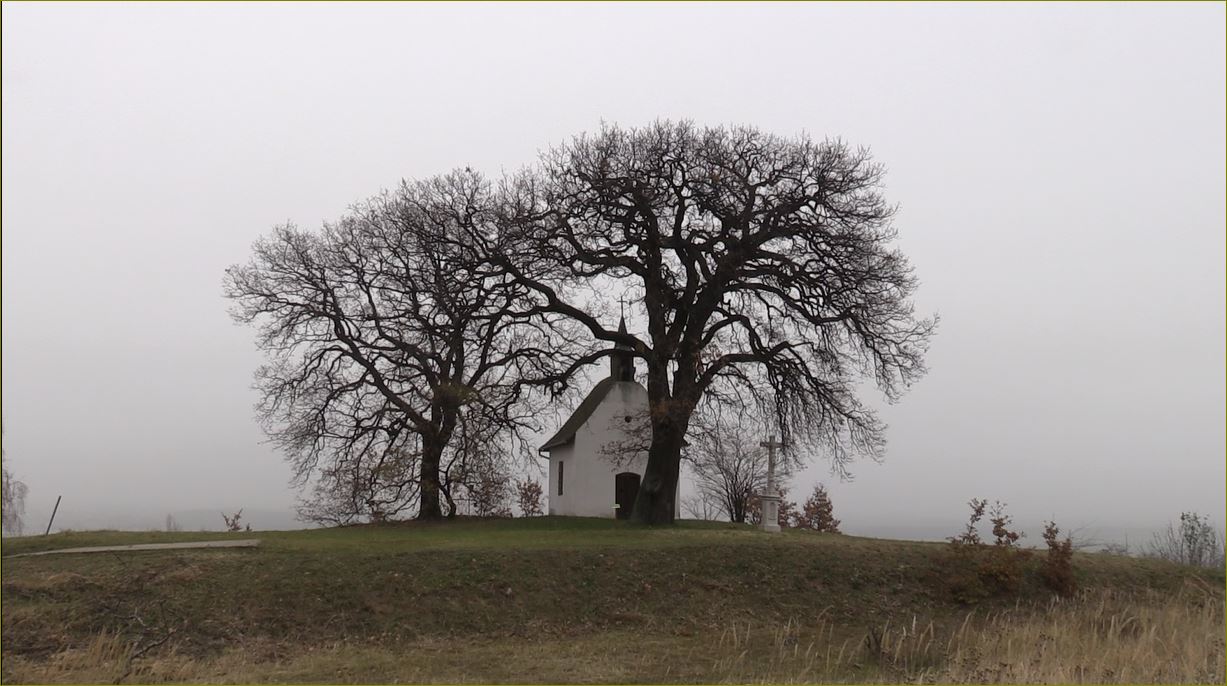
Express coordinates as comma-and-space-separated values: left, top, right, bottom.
758, 435, 784, 532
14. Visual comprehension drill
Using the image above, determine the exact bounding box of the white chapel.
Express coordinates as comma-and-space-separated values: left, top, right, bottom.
538, 318, 679, 519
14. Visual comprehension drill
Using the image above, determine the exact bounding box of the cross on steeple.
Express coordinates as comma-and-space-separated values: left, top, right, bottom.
610, 310, 634, 382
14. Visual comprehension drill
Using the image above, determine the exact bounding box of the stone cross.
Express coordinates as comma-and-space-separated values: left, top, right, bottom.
758, 435, 784, 533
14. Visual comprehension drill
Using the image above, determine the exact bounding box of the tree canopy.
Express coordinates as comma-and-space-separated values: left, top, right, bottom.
491, 121, 935, 523
226, 172, 558, 520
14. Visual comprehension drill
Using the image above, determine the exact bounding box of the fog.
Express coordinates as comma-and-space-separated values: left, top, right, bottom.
3, 2, 1223, 542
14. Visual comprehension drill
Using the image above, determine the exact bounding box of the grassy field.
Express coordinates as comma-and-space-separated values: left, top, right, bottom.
2, 517, 1223, 683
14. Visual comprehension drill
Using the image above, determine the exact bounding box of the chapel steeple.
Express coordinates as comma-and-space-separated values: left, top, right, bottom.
610, 315, 635, 382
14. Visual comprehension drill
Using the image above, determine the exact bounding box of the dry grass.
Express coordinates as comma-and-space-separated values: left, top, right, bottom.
5, 583, 1222, 684
928, 582, 1225, 684
709, 581, 1226, 684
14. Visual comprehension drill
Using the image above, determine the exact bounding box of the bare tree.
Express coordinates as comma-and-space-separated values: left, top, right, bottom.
681, 493, 720, 521
685, 406, 780, 524
296, 444, 420, 525
1, 426, 27, 536
227, 171, 556, 520
492, 121, 935, 523
444, 419, 513, 518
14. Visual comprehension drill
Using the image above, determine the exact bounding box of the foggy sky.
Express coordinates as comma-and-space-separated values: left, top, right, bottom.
3, 2, 1223, 539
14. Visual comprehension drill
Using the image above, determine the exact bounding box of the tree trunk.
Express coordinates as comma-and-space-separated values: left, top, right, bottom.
631, 419, 686, 525
440, 480, 458, 519
731, 495, 746, 524
417, 440, 444, 520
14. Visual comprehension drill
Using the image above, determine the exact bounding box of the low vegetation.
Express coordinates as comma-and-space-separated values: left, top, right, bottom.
1147, 511, 1226, 569
2, 517, 1223, 683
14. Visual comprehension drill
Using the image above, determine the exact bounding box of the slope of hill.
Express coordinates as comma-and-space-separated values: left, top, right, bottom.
2, 517, 1222, 683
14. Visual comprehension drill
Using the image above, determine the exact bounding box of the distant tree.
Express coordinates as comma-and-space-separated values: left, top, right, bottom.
491, 121, 935, 524
451, 444, 513, 518
226, 172, 558, 521
684, 407, 781, 524
164, 514, 182, 532
795, 483, 841, 533
515, 479, 544, 517
681, 493, 720, 521
296, 445, 420, 526
1, 426, 28, 536
1146, 512, 1224, 568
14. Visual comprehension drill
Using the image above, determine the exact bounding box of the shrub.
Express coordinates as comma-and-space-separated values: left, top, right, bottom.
794, 483, 841, 533
515, 479, 544, 517
945, 499, 1030, 602
221, 509, 244, 532
1040, 520, 1076, 597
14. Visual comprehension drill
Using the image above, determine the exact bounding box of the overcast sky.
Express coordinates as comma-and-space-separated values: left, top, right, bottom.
3, 2, 1223, 539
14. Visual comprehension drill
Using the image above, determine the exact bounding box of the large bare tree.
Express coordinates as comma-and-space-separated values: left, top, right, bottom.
226, 171, 554, 520
493, 121, 935, 524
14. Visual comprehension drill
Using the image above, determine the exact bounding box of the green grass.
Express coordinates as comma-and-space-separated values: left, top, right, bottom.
2, 517, 1222, 683
3, 516, 781, 555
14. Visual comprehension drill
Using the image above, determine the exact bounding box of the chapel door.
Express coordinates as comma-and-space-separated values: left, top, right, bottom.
615, 472, 640, 520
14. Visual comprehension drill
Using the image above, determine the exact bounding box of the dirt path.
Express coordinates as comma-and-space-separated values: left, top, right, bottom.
4, 539, 261, 558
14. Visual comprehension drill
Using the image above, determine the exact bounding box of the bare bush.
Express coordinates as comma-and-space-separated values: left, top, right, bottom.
2, 462, 28, 536
515, 479, 544, 517
221, 509, 244, 533
2, 426, 28, 536
1147, 512, 1225, 568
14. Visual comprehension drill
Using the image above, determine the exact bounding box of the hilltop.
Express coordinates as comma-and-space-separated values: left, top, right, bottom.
2, 517, 1222, 683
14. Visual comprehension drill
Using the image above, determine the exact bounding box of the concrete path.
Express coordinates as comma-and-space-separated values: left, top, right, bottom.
5, 539, 261, 558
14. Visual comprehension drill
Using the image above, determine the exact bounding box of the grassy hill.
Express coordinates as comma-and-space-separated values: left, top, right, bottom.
2, 517, 1223, 683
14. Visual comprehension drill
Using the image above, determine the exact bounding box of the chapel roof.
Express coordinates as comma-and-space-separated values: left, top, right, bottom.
539, 376, 642, 453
